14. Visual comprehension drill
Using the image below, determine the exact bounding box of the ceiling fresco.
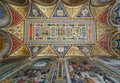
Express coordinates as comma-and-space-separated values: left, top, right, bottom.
0, 0, 120, 59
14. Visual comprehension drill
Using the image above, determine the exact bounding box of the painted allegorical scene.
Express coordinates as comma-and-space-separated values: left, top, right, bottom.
0, 0, 120, 83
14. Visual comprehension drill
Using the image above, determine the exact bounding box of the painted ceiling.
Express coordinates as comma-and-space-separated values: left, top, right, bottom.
0, 0, 120, 59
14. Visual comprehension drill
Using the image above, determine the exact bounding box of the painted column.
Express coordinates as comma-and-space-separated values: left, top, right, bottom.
29, 24, 33, 40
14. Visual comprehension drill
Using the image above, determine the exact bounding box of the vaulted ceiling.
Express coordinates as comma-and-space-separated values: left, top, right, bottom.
0, 0, 119, 59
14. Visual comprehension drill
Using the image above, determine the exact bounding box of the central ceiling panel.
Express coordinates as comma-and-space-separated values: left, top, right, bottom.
25, 20, 96, 44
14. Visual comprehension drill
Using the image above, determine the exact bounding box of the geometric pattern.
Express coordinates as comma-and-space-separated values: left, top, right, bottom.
10, 34, 23, 54
37, 46, 57, 57
25, 20, 96, 44
106, 28, 117, 34
91, 43, 112, 57
52, 45, 70, 57
98, 7, 110, 26
4, 21, 24, 41
76, 3, 93, 18
64, 4, 83, 18
9, 4, 29, 18
97, 22, 107, 41
36, 3, 56, 18
27, 4, 45, 18
52, 1, 69, 18
27, 45, 45, 55
65, 46, 85, 57
0, 1, 118, 58
77, 45, 93, 57
98, 33, 113, 55
8, 5, 23, 27
9, 45, 30, 57
91, 5, 109, 18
